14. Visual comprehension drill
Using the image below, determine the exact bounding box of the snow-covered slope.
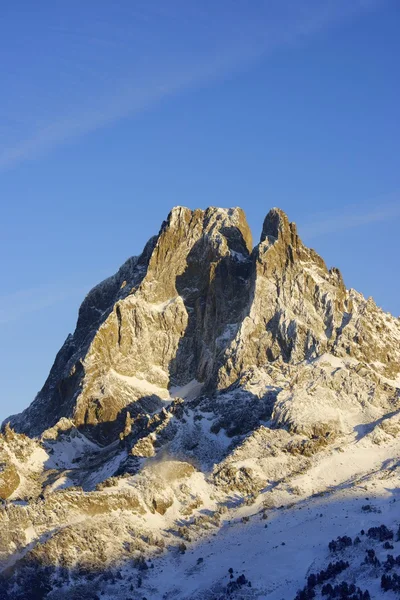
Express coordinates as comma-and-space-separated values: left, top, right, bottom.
1, 207, 399, 600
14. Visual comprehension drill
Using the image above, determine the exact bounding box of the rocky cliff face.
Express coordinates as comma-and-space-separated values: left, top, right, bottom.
6, 206, 400, 444
1, 207, 400, 600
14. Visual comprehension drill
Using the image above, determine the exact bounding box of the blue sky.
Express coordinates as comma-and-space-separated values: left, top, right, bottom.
1, 0, 399, 421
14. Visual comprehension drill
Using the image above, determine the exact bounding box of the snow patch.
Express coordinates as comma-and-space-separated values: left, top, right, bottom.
110, 369, 169, 399
170, 379, 203, 401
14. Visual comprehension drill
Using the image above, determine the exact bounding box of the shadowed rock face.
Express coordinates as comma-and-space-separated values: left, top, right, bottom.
5, 206, 400, 442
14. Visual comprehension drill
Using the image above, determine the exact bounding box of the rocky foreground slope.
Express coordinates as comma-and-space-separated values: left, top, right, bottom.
1, 207, 400, 600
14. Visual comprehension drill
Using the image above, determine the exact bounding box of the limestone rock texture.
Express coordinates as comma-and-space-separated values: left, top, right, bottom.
6, 206, 400, 444
1, 206, 400, 600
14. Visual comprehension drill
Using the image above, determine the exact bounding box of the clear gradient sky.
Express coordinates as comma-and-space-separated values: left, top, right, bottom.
1, 1, 399, 422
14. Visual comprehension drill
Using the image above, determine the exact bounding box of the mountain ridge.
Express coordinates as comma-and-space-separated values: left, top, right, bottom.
5, 206, 400, 442
1, 206, 400, 600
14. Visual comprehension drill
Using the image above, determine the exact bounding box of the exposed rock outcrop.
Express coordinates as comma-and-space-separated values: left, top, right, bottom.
5, 207, 400, 445
1, 206, 400, 600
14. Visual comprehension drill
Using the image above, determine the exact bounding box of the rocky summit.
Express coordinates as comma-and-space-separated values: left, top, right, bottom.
1, 207, 400, 600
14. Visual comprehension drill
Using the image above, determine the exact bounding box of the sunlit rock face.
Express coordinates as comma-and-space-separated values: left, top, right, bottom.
1, 207, 400, 600
6, 206, 400, 444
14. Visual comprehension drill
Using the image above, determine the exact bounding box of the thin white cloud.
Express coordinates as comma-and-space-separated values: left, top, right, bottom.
300, 198, 400, 238
0, 283, 87, 325
0, 0, 386, 171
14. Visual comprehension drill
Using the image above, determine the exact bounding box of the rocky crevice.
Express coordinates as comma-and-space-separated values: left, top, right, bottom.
4, 206, 400, 443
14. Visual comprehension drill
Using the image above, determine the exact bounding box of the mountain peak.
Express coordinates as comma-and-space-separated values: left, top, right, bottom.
260, 207, 298, 244
5, 206, 400, 442
1, 206, 400, 600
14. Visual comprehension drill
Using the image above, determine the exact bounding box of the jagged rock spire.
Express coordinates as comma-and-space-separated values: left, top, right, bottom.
5, 206, 400, 441
260, 207, 291, 241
